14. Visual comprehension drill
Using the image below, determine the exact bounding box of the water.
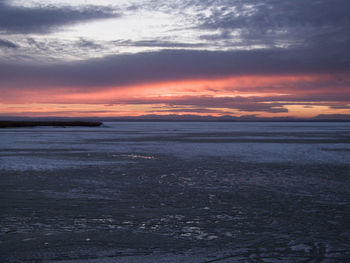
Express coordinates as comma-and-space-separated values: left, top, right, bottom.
1, 122, 350, 262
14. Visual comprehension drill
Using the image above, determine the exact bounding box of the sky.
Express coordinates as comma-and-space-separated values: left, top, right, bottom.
0, 0, 350, 118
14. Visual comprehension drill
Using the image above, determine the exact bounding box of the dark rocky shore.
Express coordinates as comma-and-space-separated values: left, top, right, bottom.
0, 121, 103, 128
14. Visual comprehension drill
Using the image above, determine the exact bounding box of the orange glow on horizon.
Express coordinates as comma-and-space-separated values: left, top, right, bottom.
1, 74, 349, 118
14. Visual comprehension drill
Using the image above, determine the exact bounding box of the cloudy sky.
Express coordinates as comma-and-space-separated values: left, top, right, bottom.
0, 0, 349, 118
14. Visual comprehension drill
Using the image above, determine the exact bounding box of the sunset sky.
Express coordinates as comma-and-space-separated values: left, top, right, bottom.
0, 0, 349, 118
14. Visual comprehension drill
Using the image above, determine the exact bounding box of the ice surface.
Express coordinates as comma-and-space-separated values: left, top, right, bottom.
1, 122, 350, 262
1, 122, 349, 169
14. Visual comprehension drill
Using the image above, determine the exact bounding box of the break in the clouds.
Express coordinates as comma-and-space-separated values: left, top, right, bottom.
0, 0, 349, 118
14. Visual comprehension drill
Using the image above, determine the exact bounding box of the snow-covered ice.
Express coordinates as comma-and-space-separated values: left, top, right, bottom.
1, 122, 350, 262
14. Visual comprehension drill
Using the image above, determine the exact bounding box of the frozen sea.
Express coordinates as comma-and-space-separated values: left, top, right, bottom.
0, 121, 350, 262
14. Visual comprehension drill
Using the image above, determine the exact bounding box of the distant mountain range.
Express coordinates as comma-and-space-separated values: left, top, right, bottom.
1, 114, 350, 122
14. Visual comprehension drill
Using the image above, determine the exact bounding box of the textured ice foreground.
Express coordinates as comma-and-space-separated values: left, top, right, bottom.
0, 122, 350, 262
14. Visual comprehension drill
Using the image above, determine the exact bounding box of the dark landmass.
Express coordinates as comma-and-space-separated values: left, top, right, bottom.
0, 120, 103, 128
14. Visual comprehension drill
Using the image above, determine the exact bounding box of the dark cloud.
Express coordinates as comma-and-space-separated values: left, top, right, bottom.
196, 0, 350, 30
122, 96, 289, 113
0, 38, 18, 48
267, 93, 350, 103
149, 108, 232, 114
144, 0, 350, 59
0, 0, 118, 34
194, 0, 350, 49
330, 105, 350, 109
113, 94, 350, 114
0, 48, 349, 89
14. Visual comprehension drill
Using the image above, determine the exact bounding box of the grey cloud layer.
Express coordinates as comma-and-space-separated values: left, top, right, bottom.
1, 48, 349, 89
0, 0, 118, 34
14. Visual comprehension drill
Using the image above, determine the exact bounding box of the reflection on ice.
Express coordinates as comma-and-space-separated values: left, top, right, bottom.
119, 154, 155, 160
